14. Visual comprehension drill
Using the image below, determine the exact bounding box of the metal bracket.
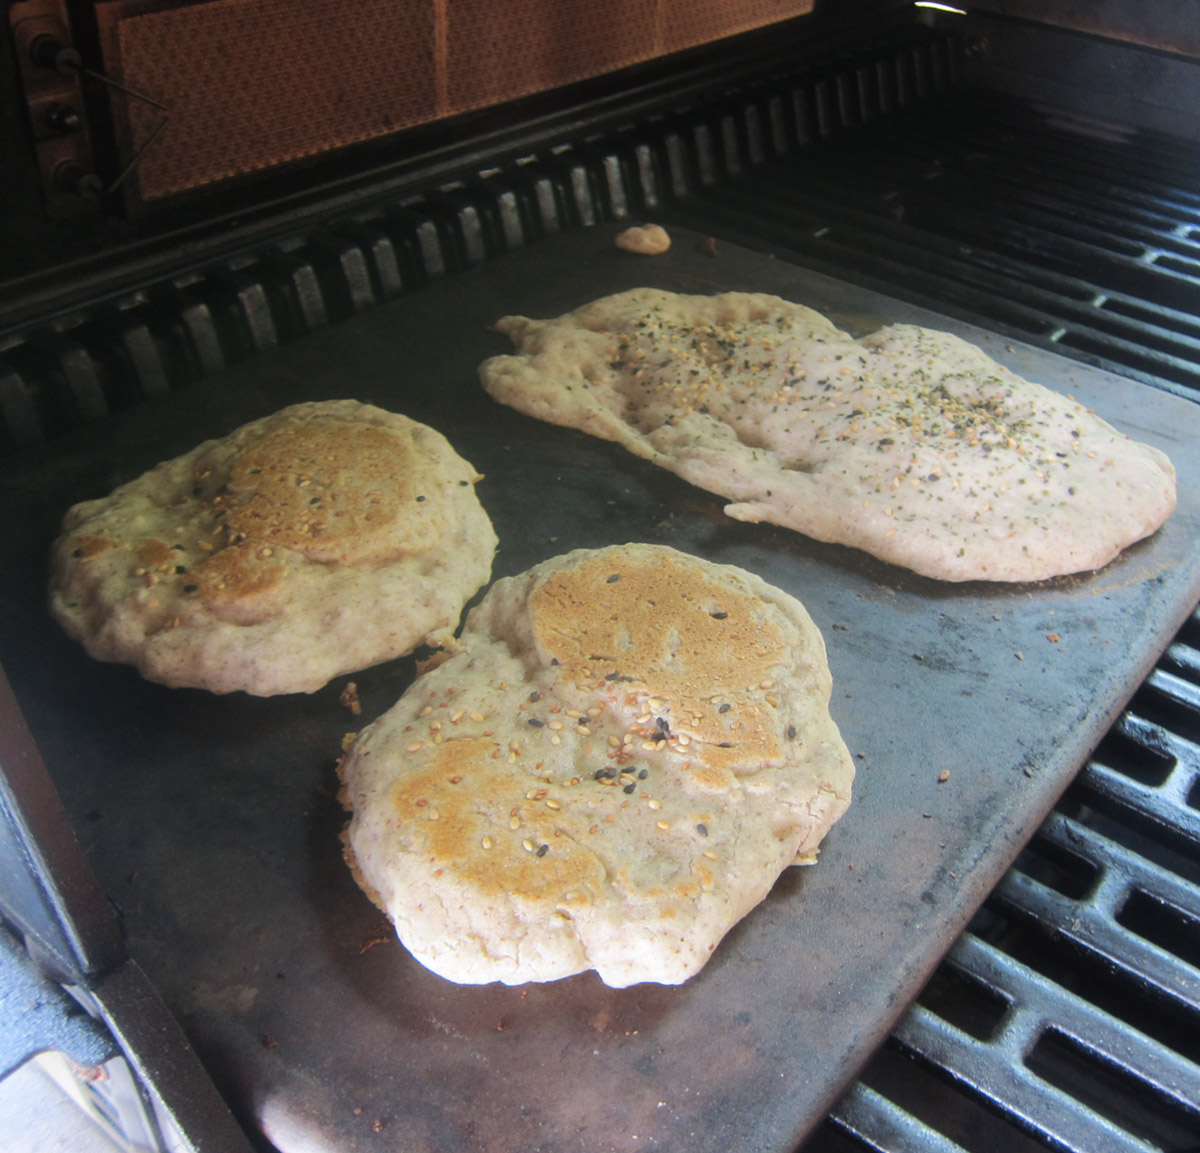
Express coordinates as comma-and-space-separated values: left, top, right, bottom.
8, 0, 102, 218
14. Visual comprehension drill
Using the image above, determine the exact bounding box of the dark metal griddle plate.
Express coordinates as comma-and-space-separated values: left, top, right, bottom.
3, 226, 1200, 1153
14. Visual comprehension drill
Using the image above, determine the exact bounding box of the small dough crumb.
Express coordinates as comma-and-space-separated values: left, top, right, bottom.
615, 224, 671, 256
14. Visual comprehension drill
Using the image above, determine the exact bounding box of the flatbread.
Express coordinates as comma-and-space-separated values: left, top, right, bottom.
479, 289, 1177, 582
337, 543, 854, 987
48, 400, 497, 696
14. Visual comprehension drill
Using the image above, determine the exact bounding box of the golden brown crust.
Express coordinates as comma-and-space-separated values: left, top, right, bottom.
528, 550, 788, 770
339, 543, 854, 988
48, 400, 497, 695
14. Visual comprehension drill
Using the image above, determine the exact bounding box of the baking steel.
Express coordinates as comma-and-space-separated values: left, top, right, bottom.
2, 225, 1199, 1153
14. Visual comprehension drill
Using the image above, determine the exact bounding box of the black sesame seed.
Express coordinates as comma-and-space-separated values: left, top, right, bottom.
536, 843, 549, 857
710, 611, 728, 619
527, 718, 545, 727
637, 768, 648, 780
72, 548, 84, 558
416, 495, 426, 502
529, 690, 541, 702
593, 769, 609, 781
717, 742, 732, 748
174, 565, 188, 575
718, 703, 731, 714
606, 573, 620, 583
787, 724, 797, 740
696, 823, 708, 837
623, 782, 637, 794
183, 584, 198, 593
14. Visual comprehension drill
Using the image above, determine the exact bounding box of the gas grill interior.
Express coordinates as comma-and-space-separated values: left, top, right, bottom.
2, 3, 1200, 1152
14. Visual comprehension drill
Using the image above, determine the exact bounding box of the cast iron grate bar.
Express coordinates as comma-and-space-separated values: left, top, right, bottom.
991, 814, 1200, 1010
805, 613, 1200, 1153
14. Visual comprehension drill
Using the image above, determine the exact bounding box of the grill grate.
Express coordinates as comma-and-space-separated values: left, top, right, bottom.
805, 611, 1200, 1153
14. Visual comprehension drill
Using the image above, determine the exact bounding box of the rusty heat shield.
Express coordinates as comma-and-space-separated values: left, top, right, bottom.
92, 0, 816, 202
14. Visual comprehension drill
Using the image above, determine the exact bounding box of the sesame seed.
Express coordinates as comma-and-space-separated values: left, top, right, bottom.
510, 816, 521, 830
522, 839, 535, 853
482, 836, 494, 849
656, 821, 671, 830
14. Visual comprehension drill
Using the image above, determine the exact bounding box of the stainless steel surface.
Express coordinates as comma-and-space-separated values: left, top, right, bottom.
2, 224, 1199, 1152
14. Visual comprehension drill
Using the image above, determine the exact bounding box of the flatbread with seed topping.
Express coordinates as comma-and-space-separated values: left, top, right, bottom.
478, 289, 1176, 582
337, 543, 854, 987
48, 400, 497, 696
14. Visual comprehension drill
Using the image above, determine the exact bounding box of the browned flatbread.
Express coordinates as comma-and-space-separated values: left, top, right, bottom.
479, 289, 1177, 582
48, 400, 497, 695
337, 543, 854, 987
